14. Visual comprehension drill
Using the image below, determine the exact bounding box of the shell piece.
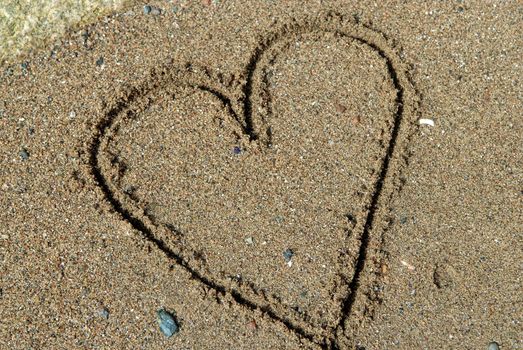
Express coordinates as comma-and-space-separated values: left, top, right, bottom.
157, 309, 179, 337
418, 118, 435, 127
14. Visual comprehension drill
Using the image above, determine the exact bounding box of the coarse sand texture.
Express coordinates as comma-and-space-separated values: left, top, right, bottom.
0, 1, 521, 349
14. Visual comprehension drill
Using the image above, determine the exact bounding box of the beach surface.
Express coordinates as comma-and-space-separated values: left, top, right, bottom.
0, 1, 521, 349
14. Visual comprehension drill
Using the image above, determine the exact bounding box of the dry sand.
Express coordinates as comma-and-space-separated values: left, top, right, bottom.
0, 1, 522, 349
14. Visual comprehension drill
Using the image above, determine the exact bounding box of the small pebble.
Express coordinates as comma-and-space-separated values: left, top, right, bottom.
99, 307, 110, 319
157, 309, 179, 337
96, 57, 104, 67
335, 102, 347, 113
274, 215, 284, 224
233, 146, 242, 155
144, 5, 161, 15
488, 341, 500, 350
283, 248, 294, 263
433, 263, 455, 289
19, 148, 29, 160
245, 237, 254, 245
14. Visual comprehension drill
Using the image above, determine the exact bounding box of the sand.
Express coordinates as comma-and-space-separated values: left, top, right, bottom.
0, 0, 141, 64
0, 1, 521, 349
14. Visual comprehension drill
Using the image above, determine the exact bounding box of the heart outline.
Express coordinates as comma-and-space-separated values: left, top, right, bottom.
88, 12, 419, 347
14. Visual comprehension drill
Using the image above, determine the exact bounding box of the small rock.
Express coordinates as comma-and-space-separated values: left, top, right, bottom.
157, 309, 179, 337
351, 115, 361, 125
5, 67, 14, 77
283, 248, 294, 263
274, 215, 284, 224
144, 5, 161, 15
96, 57, 104, 67
19, 148, 29, 160
433, 263, 455, 289
99, 307, 110, 319
246, 319, 257, 330
245, 237, 254, 245
380, 263, 388, 276
335, 102, 347, 113
488, 342, 500, 350
233, 146, 242, 155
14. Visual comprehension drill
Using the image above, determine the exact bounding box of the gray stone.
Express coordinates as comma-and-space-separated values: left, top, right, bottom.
157, 309, 179, 337
283, 248, 294, 262
488, 342, 500, 350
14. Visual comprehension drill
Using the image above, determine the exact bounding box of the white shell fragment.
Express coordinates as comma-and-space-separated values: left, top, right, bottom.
418, 118, 435, 127
400, 260, 416, 271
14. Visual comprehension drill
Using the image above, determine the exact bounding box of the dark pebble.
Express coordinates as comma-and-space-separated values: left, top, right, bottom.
157, 309, 179, 337
96, 57, 104, 66
233, 146, 242, 155
19, 148, 29, 160
143, 5, 161, 15
488, 342, 500, 350
433, 264, 455, 289
100, 307, 110, 319
335, 102, 347, 113
283, 248, 294, 262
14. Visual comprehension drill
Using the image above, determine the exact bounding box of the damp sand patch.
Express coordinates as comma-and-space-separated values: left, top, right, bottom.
0, 0, 140, 63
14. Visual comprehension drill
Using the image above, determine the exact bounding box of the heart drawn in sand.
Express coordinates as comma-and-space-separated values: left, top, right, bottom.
90, 13, 418, 345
